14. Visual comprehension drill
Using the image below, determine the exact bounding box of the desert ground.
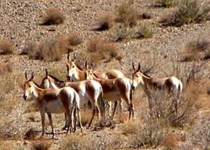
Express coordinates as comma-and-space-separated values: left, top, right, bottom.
0, 0, 210, 149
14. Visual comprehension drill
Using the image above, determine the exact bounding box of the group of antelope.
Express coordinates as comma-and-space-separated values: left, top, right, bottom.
23, 54, 183, 138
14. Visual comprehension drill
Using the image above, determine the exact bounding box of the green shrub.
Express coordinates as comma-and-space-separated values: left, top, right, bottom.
160, 0, 210, 26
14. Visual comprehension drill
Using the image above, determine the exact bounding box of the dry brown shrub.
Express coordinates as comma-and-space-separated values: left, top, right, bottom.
67, 31, 83, 46
181, 38, 210, 62
115, 1, 138, 27
95, 13, 115, 31
0, 72, 14, 101
121, 118, 166, 148
161, 133, 180, 149
21, 42, 40, 58
0, 62, 12, 75
41, 8, 65, 25
38, 40, 62, 61
0, 38, 14, 54
32, 141, 51, 150
87, 37, 101, 53
139, 12, 152, 20
61, 134, 91, 150
87, 38, 120, 63
22, 36, 68, 61
187, 115, 210, 149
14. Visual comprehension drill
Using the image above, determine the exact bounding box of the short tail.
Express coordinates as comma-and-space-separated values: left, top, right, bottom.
178, 80, 183, 92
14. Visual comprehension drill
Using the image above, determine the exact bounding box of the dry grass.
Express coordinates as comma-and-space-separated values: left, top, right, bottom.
32, 141, 51, 150
121, 119, 166, 148
0, 62, 12, 75
133, 25, 153, 39
0, 38, 14, 55
22, 36, 68, 61
67, 31, 83, 46
109, 23, 153, 41
61, 134, 91, 150
95, 13, 115, 31
0, 65, 14, 101
41, 8, 65, 25
109, 24, 130, 41
181, 38, 210, 62
87, 37, 120, 63
187, 115, 210, 149
115, 1, 138, 27
160, 0, 210, 26
154, 0, 176, 8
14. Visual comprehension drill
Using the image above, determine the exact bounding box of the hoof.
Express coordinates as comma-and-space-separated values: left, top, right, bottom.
62, 126, 68, 131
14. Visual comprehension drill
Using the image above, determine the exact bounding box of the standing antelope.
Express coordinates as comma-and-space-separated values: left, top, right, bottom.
23, 72, 83, 138
131, 62, 183, 113
40, 69, 105, 128
85, 66, 134, 120
66, 54, 125, 118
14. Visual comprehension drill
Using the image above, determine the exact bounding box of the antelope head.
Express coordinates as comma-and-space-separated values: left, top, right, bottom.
85, 62, 94, 80
23, 72, 34, 101
131, 62, 145, 88
66, 53, 77, 81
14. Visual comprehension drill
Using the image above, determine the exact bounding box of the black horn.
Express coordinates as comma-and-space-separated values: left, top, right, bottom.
45, 69, 48, 76
132, 62, 135, 71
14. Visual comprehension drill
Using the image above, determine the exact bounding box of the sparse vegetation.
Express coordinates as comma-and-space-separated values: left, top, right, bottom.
115, 1, 138, 27
160, 0, 210, 26
95, 13, 115, 31
155, 0, 176, 8
41, 8, 65, 25
32, 141, 51, 150
181, 38, 210, 62
87, 37, 120, 63
67, 31, 83, 46
0, 38, 14, 54
109, 24, 153, 41
134, 25, 153, 39
121, 119, 166, 148
61, 135, 91, 150
21, 36, 69, 61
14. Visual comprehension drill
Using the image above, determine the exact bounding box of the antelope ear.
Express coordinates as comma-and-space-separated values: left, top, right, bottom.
138, 63, 141, 70
90, 62, 94, 69
66, 64, 69, 69
73, 53, 77, 61
45, 69, 48, 76
25, 71, 28, 80
85, 61, 89, 69
30, 72, 34, 80
67, 52, 70, 61
132, 62, 135, 71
